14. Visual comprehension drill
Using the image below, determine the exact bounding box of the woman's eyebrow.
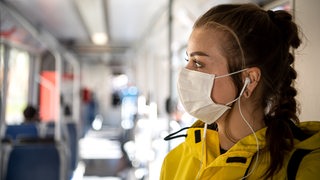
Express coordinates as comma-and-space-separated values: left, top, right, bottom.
187, 51, 209, 57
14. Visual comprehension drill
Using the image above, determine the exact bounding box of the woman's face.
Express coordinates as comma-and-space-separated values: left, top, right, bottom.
186, 27, 237, 104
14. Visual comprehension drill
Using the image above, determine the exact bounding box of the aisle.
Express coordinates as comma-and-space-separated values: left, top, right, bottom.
78, 128, 133, 179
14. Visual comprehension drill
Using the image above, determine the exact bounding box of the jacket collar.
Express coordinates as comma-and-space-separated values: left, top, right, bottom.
185, 120, 267, 167
184, 120, 320, 162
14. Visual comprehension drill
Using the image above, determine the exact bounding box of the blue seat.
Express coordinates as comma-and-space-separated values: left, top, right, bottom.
5, 143, 61, 180
44, 122, 79, 171
66, 122, 78, 170
5, 124, 38, 141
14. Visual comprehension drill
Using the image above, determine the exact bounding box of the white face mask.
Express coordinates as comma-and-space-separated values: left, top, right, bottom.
177, 68, 248, 124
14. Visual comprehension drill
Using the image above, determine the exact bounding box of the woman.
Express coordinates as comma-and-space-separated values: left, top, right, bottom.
161, 3, 320, 180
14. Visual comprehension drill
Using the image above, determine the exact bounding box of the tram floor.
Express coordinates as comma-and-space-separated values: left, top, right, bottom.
78, 128, 134, 179
83, 156, 131, 177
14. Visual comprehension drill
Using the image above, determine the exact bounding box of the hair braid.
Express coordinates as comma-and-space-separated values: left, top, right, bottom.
264, 11, 301, 178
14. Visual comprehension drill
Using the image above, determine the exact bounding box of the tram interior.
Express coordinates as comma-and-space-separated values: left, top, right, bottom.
1, 0, 320, 180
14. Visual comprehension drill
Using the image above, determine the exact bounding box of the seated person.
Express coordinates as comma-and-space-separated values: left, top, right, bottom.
23, 105, 40, 123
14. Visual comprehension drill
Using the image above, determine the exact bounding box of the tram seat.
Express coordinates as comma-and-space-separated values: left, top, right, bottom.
44, 122, 79, 171
4, 141, 63, 180
44, 122, 55, 137
0, 138, 12, 179
66, 122, 78, 170
5, 124, 38, 141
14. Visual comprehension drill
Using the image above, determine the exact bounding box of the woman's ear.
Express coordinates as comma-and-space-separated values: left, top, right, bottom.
243, 67, 261, 98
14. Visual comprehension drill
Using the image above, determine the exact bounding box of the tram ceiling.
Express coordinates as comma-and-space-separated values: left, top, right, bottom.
2, 0, 274, 62
2, 0, 167, 54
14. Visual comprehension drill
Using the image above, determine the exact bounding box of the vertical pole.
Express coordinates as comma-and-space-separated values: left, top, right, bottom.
0, 44, 10, 138
28, 54, 36, 105
291, 0, 296, 69
32, 56, 41, 106
168, 0, 174, 151
54, 51, 62, 141
64, 52, 81, 123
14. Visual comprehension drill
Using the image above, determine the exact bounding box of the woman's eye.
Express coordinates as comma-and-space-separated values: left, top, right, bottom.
193, 60, 203, 68
185, 57, 203, 68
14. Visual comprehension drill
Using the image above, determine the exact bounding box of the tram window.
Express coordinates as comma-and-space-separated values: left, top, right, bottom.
6, 48, 30, 124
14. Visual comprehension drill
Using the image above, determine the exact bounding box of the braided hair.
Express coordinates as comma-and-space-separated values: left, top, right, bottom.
194, 3, 302, 178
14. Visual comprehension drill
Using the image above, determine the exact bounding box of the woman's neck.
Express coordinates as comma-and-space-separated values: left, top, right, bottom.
216, 101, 265, 150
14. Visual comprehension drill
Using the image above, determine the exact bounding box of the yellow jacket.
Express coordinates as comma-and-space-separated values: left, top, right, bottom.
160, 121, 320, 180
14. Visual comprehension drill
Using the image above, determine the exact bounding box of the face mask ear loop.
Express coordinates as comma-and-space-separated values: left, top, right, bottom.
196, 123, 208, 180
215, 68, 248, 79
238, 96, 260, 180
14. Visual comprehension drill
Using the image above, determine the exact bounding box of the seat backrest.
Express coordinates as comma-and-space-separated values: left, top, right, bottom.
5, 143, 60, 180
5, 124, 38, 140
45, 122, 55, 137
44, 122, 79, 171
66, 122, 78, 170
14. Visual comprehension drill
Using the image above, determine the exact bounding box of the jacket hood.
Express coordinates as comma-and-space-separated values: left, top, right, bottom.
295, 121, 320, 150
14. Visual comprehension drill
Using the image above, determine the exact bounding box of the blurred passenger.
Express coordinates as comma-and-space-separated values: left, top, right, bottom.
80, 88, 99, 135
23, 105, 40, 123
22, 105, 45, 138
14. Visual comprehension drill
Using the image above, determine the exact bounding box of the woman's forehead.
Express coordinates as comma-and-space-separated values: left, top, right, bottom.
187, 28, 226, 54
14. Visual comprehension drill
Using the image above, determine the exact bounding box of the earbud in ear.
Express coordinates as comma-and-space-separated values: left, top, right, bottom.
244, 77, 251, 86
239, 77, 251, 97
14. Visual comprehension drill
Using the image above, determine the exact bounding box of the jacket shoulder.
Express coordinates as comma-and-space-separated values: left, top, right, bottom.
296, 148, 320, 180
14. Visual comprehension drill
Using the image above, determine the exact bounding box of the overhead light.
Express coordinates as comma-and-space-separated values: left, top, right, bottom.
76, 0, 108, 45
91, 32, 108, 45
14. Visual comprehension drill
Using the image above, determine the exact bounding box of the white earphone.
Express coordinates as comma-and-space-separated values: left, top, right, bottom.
237, 77, 251, 98
244, 77, 251, 86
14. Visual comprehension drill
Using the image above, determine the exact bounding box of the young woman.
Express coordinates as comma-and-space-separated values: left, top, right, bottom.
161, 3, 320, 179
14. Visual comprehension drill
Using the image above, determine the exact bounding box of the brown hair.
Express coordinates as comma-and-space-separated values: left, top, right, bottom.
194, 3, 302, 178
